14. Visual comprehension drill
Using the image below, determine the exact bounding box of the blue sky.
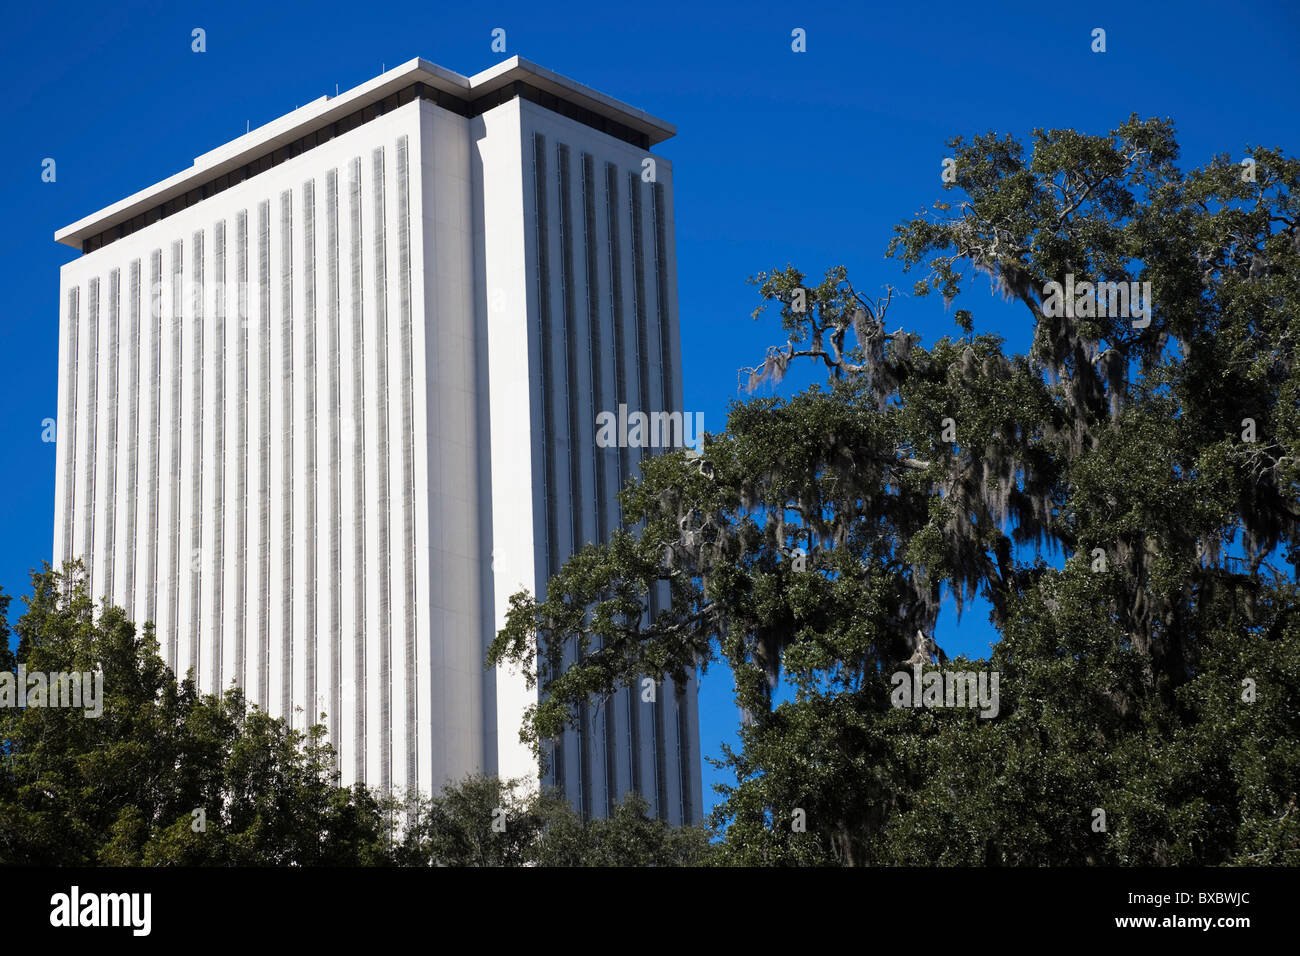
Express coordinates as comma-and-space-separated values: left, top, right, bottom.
2, 0, 1297, 814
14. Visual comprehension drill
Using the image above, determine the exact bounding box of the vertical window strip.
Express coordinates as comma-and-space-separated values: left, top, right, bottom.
653, 673, 669, 820
396, 136, 417, 792
191, 229, 205, 683
84, 278, 99, 580
124, 261, 141, 616
168, 241, 183, 670
533, 132, 562, 794
652, 180, 679, 823
582, 155, 605, 544
626, 670, 639, 805
584, 153, 616, 817
628, 174, 650, 451
629, 172, 665, 817
212, 221, 227, 687
676, 684, 692, 823
325, 169, 342, 754
349, 156, 367, 782
556, 145, 580, 809
257, 202, 271, 710
303, 179, 317, 725
534, 134, 556, 579
558, 144, 583, 552
558, 143, 591, 820
104, 269, 120, 600
372, 145, 391, 792
235, 211, 248, 689
146, 250, 162, 624
62, 287, 79, 565
604, 162, 638, 799
652, 182, 674, 413
605, 164, 629, 517
280, 189, 294, 719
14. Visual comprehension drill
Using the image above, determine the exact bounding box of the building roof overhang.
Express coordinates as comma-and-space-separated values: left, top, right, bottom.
55, 56, 674, 250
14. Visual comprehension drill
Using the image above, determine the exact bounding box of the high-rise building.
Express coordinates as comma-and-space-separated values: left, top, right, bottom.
51, 56, 702, 824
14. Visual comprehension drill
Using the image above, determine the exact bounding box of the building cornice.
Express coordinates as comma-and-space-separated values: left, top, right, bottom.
55, 56, 674, 251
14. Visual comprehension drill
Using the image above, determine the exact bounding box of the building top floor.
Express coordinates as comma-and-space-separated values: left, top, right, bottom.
55, 56, 676, 256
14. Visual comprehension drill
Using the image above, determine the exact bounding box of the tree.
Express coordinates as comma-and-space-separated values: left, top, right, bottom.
0, 562, 405, 865
533, 791, 715, 866
413, 773, 547, 866
0, 563, 714, 866
488, 116, 1300, 865
401, 774, 714, 866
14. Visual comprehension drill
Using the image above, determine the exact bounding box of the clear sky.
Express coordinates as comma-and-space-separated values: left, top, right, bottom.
2, 0, 1297, 814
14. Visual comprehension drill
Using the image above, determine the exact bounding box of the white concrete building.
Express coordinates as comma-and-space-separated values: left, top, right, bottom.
51, 56, 702, 824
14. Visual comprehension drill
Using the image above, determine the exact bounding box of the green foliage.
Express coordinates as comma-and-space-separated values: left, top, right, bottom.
0, 563, 405, 865
489, 117, 1300, 865
0, 564, 713, 866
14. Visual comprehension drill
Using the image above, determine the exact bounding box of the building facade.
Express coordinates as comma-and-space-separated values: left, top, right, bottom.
51, 57, 702, 824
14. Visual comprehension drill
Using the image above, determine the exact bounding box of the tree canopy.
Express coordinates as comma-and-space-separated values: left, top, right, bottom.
488, 115, 1300, 865
0, 563, 712, 866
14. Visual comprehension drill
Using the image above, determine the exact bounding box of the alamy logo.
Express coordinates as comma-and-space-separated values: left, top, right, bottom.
595, 404, 704, 451
50, 886, 151, 936
148, 278, 247, 319
1042, 274, 1152, 328
0, 666, 103, 718
890, 664, 1000, 718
